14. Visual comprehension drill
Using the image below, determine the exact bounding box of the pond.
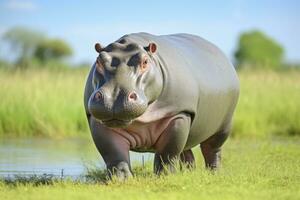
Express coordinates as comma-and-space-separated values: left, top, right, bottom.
0, 138, 154, 178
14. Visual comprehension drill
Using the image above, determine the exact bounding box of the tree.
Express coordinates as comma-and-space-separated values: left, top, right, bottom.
34, 39, 73, 62
3, 26, 45, 67
235, 30, 284, 68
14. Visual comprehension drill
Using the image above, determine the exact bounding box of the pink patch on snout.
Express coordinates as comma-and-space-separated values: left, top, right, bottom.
128, 92, 138, 102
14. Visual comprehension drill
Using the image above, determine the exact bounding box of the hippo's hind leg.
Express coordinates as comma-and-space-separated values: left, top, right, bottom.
200, 128, 230, 170
154, 113, 191, 174
180, 149, 195, 169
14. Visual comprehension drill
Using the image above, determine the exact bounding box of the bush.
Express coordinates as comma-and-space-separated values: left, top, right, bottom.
34, 39, 72, 62
235, 30, 284, 69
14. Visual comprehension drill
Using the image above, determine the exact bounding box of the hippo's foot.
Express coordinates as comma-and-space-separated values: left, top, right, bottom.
200, 145, 221, 170
200, 129, 229, 170
107, 161, 133, 181
180, 149, 195, 170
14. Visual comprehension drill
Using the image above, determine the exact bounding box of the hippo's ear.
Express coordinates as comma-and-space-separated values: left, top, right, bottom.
144, 43, 157, 54
95, 43, 102, 53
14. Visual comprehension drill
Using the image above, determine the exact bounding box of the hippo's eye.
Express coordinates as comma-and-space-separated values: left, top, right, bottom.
140, 58, 149, 72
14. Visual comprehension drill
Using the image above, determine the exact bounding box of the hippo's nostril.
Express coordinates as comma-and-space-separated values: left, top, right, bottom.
128, 92, 138, 102
94, 91, 102, 102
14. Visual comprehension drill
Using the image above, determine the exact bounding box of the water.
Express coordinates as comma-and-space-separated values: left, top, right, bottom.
0, 138, 153, 178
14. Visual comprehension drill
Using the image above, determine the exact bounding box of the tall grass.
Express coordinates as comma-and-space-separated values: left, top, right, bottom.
0, 68, 299, 138
233, 69, 300, 137
0, 68, 89, 138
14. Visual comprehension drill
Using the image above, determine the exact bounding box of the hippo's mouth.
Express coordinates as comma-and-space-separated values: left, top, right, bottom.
101, 119, 132, 128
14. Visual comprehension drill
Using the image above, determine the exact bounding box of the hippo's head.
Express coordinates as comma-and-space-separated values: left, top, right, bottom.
88, 38, 163, 128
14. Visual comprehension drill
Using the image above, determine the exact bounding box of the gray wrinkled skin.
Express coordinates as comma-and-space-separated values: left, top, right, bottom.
84, 33, 239, 179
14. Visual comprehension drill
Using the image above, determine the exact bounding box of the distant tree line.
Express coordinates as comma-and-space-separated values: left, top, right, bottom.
1, 27, 72, 69
0, 26, 297, 70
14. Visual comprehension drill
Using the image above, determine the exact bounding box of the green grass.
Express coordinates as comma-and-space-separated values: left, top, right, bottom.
1, 137, 299, 200
0, 68, 88, 138
0, 68, 299, 138
233, 69, 300, 137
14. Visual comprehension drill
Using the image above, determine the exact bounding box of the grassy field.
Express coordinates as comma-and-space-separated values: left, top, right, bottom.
234, 69, 300, 137
1, 137, 299, 200
0, 68, 299, 138
0, 68, 88, 138
0, 68, 299, 199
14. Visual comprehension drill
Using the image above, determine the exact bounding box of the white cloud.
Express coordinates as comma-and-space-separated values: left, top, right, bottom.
5, 0, 38, 11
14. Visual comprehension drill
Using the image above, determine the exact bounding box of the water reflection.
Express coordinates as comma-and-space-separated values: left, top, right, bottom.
0, 138, 153, 177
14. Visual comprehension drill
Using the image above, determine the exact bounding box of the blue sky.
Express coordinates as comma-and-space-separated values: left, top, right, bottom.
0, 0, 299, 63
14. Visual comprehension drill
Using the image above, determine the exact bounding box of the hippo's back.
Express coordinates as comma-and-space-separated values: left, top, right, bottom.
125, 33, 238, 91
123, 33, 240, 147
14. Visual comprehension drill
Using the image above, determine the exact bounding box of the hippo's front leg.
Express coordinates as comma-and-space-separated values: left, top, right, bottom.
89, 118, 132, 180
154, 113, 191, 174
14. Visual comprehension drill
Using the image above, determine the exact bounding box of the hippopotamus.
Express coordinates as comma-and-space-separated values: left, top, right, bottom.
84, 32, 239, 178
